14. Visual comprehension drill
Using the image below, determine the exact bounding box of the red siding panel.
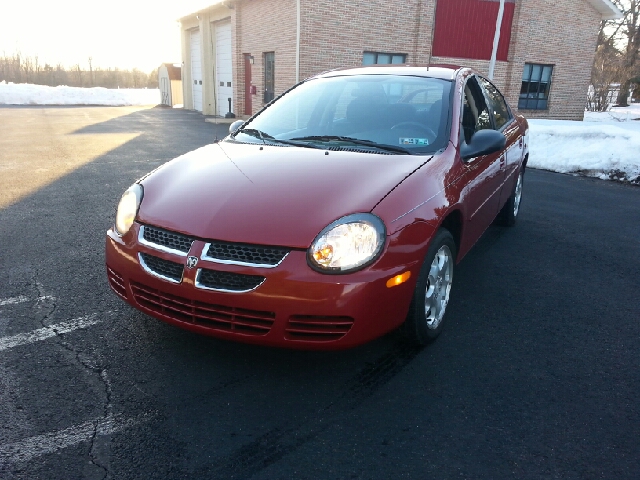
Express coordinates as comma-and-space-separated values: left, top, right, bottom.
432, 0, 515, 61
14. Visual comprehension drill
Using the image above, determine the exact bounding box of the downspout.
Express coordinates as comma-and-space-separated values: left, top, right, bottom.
488, 0, 505, 80
427, 0, 439, 66
412, 0, 422, 63
296, 0, 300, 83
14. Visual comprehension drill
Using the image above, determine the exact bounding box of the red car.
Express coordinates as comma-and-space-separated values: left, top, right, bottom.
106, 65, 529, 350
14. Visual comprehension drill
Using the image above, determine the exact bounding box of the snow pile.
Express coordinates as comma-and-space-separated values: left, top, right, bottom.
584, 103, 640, 123
528, 106, 640, 184
0, 82, 159, 106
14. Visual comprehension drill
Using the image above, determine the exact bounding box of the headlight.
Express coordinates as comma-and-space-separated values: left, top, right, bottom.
308, 213, 386, 273
115, 184, 143, 236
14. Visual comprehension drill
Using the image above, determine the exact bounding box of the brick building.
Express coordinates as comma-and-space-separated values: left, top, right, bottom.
179, 0, 621, 121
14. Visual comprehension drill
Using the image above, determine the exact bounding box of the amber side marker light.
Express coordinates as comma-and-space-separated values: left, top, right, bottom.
386, 271, 411, 288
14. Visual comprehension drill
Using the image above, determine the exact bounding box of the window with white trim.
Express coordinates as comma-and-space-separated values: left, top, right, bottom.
362, 52, 406, 65
519, 63, 553, 110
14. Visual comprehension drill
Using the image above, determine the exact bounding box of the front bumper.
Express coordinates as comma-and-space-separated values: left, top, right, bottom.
105, 222, 431, 350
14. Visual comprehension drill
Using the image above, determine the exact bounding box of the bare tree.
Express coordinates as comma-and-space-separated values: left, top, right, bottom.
589, 20, 624, 111
88, 57, 94, 86
146, 68, 159, 88
21, 56, 34, 83
1, 52, 159, 89
55, 63, 68, 86
612, 0, 640, 106
73, 64, 83, 86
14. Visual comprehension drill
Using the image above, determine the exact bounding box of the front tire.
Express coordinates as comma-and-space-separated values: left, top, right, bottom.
402, 228, 456, 345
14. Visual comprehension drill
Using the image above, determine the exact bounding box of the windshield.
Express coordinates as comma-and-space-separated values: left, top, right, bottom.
229, 74, 452, 155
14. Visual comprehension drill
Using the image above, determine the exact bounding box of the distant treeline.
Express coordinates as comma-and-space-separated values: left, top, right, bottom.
0, 54, 159, 89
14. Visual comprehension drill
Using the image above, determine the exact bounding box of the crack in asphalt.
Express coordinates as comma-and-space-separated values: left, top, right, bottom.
202, 338, 423, 479
31, 276, 112, 479
33, 277, 57, 331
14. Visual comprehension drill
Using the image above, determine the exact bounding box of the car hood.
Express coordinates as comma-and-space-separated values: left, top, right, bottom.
137, 141, 431, 248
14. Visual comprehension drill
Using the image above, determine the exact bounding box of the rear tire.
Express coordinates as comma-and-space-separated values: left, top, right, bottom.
402, 228, 456, 345
498, 168, 524, 226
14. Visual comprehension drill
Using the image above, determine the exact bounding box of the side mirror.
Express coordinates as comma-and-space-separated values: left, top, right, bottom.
460, 129, 506, 160
229, 120, 245, 135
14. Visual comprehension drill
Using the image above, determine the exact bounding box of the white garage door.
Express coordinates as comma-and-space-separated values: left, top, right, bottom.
215, 21, 233, 117
190, 29, 203, 112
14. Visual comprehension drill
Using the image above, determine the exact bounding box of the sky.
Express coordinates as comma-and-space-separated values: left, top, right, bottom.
0, 0, 217, 73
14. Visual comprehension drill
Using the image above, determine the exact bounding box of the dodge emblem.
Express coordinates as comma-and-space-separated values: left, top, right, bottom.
186, 256, 199, 269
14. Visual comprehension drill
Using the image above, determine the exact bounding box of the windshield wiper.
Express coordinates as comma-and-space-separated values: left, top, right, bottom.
235, 129, 322, 149
235, 128, 272, 143
290, 135, 412, 154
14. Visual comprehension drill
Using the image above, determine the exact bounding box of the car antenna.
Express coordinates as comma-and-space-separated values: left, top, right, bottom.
213, 112, 219, 143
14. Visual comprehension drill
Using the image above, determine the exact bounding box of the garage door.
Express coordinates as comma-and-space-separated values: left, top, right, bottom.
215, 21, 233, 117
190, 29, 203, 112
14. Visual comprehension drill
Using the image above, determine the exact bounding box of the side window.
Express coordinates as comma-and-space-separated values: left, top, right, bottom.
478, 77, 511, 130
263, 52, 275, 104
461, 76, 491, 144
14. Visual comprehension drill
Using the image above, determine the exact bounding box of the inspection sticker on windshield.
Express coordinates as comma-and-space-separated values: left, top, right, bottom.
399, 138, 429, 146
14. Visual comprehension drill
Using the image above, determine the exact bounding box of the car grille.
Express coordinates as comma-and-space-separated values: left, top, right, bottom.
285, 315, 354, 341
139, 253, 184, 283
141, 225, 195, 254
107, 266, 127, 299
203, 241, 289, 266
197, 268, 265, 292
130, 281, 275, 335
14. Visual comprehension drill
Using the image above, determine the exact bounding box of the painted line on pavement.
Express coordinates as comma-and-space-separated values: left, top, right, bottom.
0, 295, 56, 307
0, 296, 29, 306
0, 411, 155, 465
0, 312, 109, 352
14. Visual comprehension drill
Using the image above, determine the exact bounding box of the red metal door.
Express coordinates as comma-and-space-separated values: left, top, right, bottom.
244, 54, 252, 116
432, 0, 515, 61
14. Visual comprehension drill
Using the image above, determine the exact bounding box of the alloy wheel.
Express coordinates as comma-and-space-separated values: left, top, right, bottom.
513, 172, 523, 217
424, 245, 453, 329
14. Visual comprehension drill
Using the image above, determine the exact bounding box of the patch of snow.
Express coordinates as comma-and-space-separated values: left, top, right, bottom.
584, 103, 640, 123
0, 82, 159, 106
527, 104, 640, 184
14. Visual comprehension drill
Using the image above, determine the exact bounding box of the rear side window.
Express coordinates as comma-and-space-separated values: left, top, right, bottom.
461, 76, 492, 144
478, 77, 512, 130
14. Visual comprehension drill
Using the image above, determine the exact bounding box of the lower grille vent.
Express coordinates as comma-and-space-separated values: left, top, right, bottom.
130, 281, 275, 335
285, 315, 354, 341
196, 268, 265, 292
107, 266, 127, 299
139, 253, 184, 283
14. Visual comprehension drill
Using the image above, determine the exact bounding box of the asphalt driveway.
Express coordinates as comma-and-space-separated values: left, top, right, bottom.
0, 106, 638, 479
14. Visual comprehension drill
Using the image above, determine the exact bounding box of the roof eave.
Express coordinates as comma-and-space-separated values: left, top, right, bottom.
178, 0, 237, 22
587, 0, 623, 20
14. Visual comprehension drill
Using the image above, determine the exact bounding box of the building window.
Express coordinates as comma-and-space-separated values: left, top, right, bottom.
519, 63, 553, 110
363, 52, 406, 65
263, 52, 275, 104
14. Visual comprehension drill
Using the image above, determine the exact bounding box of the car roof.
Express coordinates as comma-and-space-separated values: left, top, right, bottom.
313, 64, 462, 81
